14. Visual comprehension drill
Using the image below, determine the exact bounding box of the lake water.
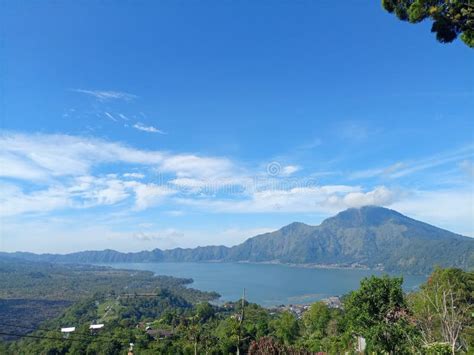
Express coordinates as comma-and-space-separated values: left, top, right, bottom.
99, 262, 426, 307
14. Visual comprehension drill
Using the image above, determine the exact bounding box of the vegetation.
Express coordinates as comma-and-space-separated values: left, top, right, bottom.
409, 267, 474, 353
0, 257, 218, 342
3, 207, 474, 275
345, 276, 417, 353
382, 0, 474, 47
1, 257, 472, 354
0, 256, 218, 303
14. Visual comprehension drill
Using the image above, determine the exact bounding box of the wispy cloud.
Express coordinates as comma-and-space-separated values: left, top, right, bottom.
123, 172, 145, 179
282, 165, 300, 176
0, 132, 164, 180
349, 162, 406, 180
133, 229, 184, 242
0, 132, 240, 182
133, 122, 165, 134
350, 145, 474, 180
73, 89, 137, 101
460, 160, 474, 178
104, 112, 117, 122
390, 145, 474, 178
336, 121, 374, 142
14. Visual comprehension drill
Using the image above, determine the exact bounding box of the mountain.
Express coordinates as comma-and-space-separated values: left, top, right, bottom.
3, 206, 473, 275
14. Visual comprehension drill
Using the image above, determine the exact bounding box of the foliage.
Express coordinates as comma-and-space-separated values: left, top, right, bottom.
410, 267, 474, 353
344, 275, 418, 353
299, 302, 349, 353
422, 342, 452, 354
272, 311, 300, 345
382, 0, 474, 47
0, 257, 218, 303
248, 336, 313, 355
302, 302, 331, 337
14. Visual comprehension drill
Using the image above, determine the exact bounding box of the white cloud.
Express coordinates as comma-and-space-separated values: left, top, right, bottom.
133, 229, 184, 242
133, 122, 165, 134
160, 154, 236, 179
0, 132, 164, 179
1, 131, 472, 243
349, 162, 405, 180
123, 172, 145, 179
104, 112, 117, 122
73, 89, 137, 101
118, 113, 129, 121
177, 185, 395, 214
390, 145, 474, 178
169, 176, 248, 195
350, 145, 474, 180
339, 186, 394, 208
282, 165, 300, 176
71, 176, 130, 206
0, 153, 49, 181
130, 182, 175, 210
0, 176, 132, 216
138, 222, 154, 228
165, 210, 185, 216
0, 133, 236, 184
460, 160, 474, 178
0, 170, 177, 217
392, 188, 474, 237
0, 132, 241, 185
0, 183, 71, 216
0, 132, 244, 216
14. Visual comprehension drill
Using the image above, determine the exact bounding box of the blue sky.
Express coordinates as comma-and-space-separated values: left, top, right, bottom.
1, 1, 473, 253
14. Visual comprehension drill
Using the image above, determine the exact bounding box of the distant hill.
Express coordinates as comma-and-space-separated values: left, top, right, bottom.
3, 206, 473, 275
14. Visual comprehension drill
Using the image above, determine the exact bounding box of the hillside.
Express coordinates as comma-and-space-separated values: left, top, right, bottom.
4, 206, 473, 274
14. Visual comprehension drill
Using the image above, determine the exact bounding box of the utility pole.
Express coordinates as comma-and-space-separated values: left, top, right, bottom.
236, 288, 245, 355
128, 342, 134, 355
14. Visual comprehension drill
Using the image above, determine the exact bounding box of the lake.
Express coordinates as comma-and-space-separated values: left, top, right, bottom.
99, 262, 426, 307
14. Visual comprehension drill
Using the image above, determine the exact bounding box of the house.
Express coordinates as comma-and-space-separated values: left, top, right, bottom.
89, 324, 104, 334
60, 327, 75, 338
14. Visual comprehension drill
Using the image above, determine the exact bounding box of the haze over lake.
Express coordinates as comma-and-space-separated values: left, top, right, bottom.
99, 262, 427, 306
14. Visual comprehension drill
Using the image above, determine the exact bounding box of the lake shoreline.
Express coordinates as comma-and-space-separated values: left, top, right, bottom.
234, 260, 378, 271
96, 262, 426, 307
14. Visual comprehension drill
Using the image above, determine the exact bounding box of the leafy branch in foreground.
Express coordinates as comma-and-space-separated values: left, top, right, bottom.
409, 267, 474, 354
382, 0, 474, 47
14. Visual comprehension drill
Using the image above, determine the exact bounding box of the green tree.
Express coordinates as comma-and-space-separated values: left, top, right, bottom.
216, 316, 240, 354
382, 0, 474, 47
195, 302, 215, 323
302, 302, 331, 337
272, 311, 300, 345
345, 275, 417, 353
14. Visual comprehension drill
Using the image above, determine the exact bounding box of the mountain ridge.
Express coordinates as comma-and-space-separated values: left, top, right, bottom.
2, 206, 473, 275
